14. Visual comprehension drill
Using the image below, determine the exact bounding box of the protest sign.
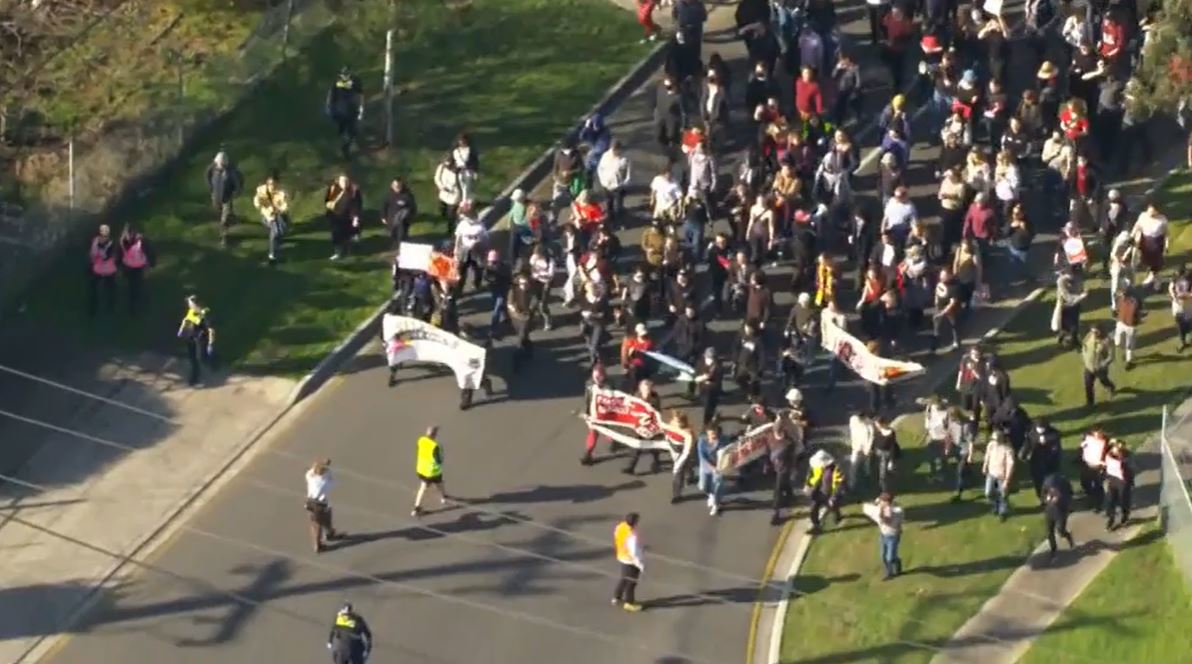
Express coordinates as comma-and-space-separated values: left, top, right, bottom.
821, 312, 925, 385
584, 389, 688, 453
716, 422, 776, 475
381, 314, 486, 389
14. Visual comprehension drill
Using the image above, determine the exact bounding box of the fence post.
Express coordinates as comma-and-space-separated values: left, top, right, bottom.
384, 27, 395, 147
68, 137, 75, 214
281, 0, 296, 62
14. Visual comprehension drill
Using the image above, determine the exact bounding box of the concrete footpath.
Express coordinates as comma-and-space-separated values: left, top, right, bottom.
0, 319, 294, 663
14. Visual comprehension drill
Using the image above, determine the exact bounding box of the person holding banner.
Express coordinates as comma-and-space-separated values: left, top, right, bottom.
620, 323, 655, 391
624, 379, 665, 476
669, 411, 697, 503
581, 364, 613, 466
697, 425, 726, 516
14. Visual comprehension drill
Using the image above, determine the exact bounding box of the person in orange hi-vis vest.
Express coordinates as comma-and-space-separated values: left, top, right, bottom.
612, 513, 645, 612
87, 224, 118, 316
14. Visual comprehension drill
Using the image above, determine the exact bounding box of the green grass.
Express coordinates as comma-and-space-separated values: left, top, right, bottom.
780, 171, 1192, 664
16, 0, 644, 375
1017, 525, 1192, 664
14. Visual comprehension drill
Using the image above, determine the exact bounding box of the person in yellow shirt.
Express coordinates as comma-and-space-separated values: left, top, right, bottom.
412, 425, 449, 517
252, 171, 290, 264
612, 512, 644, 612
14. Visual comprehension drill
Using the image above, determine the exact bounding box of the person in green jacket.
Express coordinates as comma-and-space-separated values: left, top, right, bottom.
1081, 326, 1117, 407
412, 425, 450, 517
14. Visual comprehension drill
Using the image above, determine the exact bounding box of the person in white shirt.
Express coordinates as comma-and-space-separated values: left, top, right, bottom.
649, 166, 683, 222
847, 412, 874, 490
1131, 201, 1169, 287
434, 157, 461, 224
528, 244, 556, 330
882, 186, 917, 245
596, 139, 632, 223
922, 396, 952, 481
453, 204, 488, 293
862, 492, 904, 579
305, 459, 343, 553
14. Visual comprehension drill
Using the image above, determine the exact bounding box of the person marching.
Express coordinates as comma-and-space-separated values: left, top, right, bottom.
581, 363, 612, 466
1041, 471, 1077, 563
692, 347, 723, 426
624, 379, 664, 475
507, 270, 536, 372
205, 151, 243, 248
1103, 438, 1133, 531
327, 602, 373, 664
253, 171, 291, 264
767, 422, 796, 526
697, 424, 725, 516
412, 426, 450, 517
612, 513, 645, 612
669, 410, 697, 504
1079, 427, 1109, 511
87, 224, 118, 316
177, 295, 216, 386
326, 67, 364, 159
955, 345, 986, 427
118, 223, 153, 314
620, 323, 654, 391
1023, 417, 1063, 501
305, 458, 343, 553
325, 174, 363, 261
807, 449, 845, 533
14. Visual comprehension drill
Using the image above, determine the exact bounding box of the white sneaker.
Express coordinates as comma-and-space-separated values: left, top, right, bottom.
706, 494, 714, 507
709, 503, 719, 516
330, 253, 341, 261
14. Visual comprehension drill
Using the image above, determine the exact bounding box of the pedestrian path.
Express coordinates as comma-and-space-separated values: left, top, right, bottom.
0, 319, 294, 663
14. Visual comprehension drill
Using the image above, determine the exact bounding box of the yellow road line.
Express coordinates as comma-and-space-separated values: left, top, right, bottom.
745, 518, 795, 664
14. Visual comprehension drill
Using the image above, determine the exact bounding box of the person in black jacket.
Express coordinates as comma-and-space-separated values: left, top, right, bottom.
1024, 418, 1063, 501
665, 301, 707, 376
704, 233, 733, 315
980, 356, 1012, 432
654, 75, 687, 155
693, 347, 723, 425
381, 178, 417, 248
205, 151, 243, 248
1041, 472, 1077, 562
327, 602, 372, 664
744, 62, 780, 118
733, 322, 764, 398
507, 271, 536, 372
326, 67, 364, 159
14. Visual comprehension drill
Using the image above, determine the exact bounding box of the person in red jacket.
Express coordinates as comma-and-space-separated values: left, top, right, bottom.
794, 67, 824, 119
1098, 10, 1126, 63
637, 0, 659, 43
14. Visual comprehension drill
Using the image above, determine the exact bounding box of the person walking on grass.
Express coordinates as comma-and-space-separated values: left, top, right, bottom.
412, 426, 450, 517
326, 67, 364, 159
1081, 325, 1117, 407
86, 223, 118, 317
1104, 438, 1134, 531
118, 223, 153, 315
982, 430, 1015, 521
325, 174, 362, 261
253, 171, 290, 264
205, 150, 243, 248
612, 512, 645, 612
807, 449, 845, 534
305, 458, 344, 554
1114, 278, 1143, 370
1169, 264, 1192, 350
1041, 471, 1077, 563
863, 492, 904, 580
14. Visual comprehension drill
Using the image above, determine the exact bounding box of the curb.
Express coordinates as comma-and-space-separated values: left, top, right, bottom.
288, 38, 671, 406
752, 165, 1189, 664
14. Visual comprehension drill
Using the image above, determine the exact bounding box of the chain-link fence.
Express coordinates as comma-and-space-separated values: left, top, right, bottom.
1160, 400, 1192, 592
0, 0, 340, 302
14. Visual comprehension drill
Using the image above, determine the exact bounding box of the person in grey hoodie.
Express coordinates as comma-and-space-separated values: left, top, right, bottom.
686, 139, 717, 210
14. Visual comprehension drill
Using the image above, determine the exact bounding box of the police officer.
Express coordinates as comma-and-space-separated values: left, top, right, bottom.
1024, 417, 1063, 501
326, 67, 364, 159
176, 295, 216, 386
327, 602, 372, 664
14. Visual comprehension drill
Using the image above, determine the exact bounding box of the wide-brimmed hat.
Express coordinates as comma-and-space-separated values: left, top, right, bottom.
1037, 61, 1057, 79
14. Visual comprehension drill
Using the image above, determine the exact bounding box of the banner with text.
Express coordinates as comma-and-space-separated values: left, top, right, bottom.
821, 313, 926, 385
584, 389, 689, 454
382, 314, 487, 389
716, 422, 776, 475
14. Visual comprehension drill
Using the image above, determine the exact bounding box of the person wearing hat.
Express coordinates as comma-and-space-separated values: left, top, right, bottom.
1035, 61, 1062, 133
807, 449, 845, 533
327, 601, 372, 664
86, 224, 118, 316
177, 295, 216, 386
325, 67, 364, 159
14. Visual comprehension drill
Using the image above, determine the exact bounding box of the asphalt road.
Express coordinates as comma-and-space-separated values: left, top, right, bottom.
41, 2, 1059, 663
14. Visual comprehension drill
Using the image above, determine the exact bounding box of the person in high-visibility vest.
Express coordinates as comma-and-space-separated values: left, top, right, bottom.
412, 426, 449, 517
807, 450, 844, 533
119, 223, 153, 315
326, 602, 372, 664
87, 224, 118, 316
177, 295, 216, 386
612, 512, 644, 612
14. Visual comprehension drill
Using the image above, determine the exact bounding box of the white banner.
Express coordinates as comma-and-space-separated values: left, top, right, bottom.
583, 389, 690, 458
820, 312, 925, 385
382, 314, 487, 389
397, 242, 435, 271
716, 422, 776, 475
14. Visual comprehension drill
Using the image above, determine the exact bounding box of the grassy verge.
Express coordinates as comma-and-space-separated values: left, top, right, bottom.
18, 0, 643, 376
780, 172, 1192, 664
1017, 525, 1192, 664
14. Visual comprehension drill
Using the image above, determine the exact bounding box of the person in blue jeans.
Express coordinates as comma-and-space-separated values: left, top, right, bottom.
697, 424, 725, 517
982, 431, 1016, 520
864, 492, 904, 580
482, 250, 512, 342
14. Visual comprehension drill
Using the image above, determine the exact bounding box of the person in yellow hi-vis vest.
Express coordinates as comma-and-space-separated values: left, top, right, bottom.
612, 512, 644, 612
412, 425, 450, 517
